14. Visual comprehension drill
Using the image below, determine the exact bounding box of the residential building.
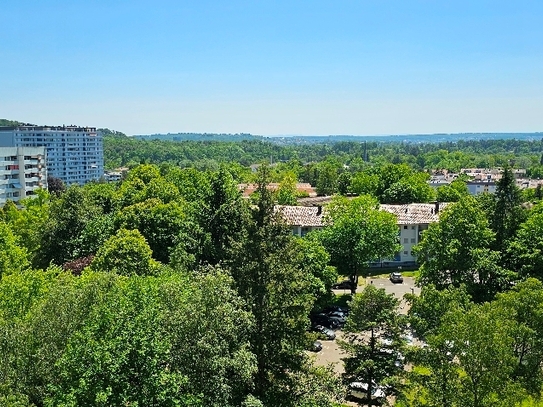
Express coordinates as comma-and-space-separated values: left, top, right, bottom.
0, 124, 103, 185
0, 147, 47, 205
466, 180, 497, 195
379, 202, 448, 265
277, 202, 448, 266
276, 205, 325, 236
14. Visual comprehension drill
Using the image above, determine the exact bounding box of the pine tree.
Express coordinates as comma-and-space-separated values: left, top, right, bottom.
231, 164, 315, 406
492, 165, 524, 251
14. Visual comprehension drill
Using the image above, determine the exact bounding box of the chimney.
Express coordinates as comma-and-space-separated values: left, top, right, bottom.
316, 205, 322, 216
434, 201, 440, 214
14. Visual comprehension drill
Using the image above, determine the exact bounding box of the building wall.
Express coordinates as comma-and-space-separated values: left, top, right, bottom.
0, 147, 47, 205
466, 181, 497, 195
0, 125, 103, 185
290, 222, 429, 265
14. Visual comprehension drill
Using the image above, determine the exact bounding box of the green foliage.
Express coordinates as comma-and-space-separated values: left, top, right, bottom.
0, 268, 258, 407
0, 119, 23, 126
199, 168, 249, 266
382, 172, 435, 204
91, 229, 158, 276
36, 185, 102, 267
350, 171, 379, 196
316, 160, 340, 196
0, 191, 50, 262
276, 171, 299, 205
491, 165, 525, 251
506, 211, 543, 279
72, 214, 115, 258
294, 235, 337, 310
493, 279, 543, 396
114, 199, 186, 263
407, 302, 525, 407
0, 222, 30, 279
340, 284, 406, 403
415, 196, 513, 302
406, 284, 471, 340
318, 195, 401, 282
231, 164, 318, 406
436, 179, 469, 202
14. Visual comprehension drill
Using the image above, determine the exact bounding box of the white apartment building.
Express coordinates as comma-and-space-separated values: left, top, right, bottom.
0, 147, 47, 205
0, 125, 103, 185
278, 202, 448, 266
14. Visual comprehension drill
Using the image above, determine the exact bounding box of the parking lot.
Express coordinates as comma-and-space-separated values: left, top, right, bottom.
312, 277, 418, 373
309, 277, 418, 405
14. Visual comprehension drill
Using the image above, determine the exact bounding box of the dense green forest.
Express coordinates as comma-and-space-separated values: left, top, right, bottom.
0, 119, 23, 126
2, 163, 543, 406
103, 133, 543, 184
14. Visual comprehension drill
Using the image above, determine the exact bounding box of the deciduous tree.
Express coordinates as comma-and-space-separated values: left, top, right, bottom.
318, 195, 401, 292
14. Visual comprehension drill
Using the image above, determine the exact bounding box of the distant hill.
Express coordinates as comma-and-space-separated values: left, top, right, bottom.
130, 131, 542, 145
268, 133, 543, 145
98, 128, 127, 138
132, 133, 264, 142
0, 119, 24, 127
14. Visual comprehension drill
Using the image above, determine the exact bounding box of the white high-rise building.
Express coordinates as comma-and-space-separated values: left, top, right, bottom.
0, 147, 47, 205
0, 124, 104, 185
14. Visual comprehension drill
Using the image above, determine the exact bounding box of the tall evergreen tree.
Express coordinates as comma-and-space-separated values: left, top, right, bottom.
231, 165, 315, 406
491, 165, 524, 251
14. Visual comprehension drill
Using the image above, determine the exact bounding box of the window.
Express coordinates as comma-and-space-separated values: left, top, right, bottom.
403, 251, 408, 255
403, 238, 408, 243
403, 225, 408, 229
411, 238, 416, 243
412, 226, 416, 230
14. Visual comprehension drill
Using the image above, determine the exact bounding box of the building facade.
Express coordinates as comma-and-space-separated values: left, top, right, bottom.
0, 125, 103, 185
0, 147, 47, 205
278, 202, 448, 266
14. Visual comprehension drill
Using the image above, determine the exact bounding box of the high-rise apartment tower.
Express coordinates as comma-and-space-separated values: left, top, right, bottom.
0, 124, 104, 185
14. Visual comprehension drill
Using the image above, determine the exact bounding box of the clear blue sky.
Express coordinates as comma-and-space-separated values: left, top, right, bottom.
1, 0, 542, 136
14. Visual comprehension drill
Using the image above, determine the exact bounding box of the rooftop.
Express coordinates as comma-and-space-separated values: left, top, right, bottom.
0, 125, 97, 132
277, 202, 449, 227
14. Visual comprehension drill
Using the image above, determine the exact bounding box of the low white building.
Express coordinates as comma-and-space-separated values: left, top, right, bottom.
0, 147, 47, 205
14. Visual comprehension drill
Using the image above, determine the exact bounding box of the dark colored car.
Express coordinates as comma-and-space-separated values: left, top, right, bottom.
323, 305, 349, 315
331, 280, 353, 290
311, 340, 323, 352
311, 324, 336, 340
310, 313, 340, 329
327, 311, 347, 325
389, 272, 404, 283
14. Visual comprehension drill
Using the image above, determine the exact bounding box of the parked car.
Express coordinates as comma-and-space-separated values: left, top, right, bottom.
311, 324, 336, 340
311, 340, 323, 352
348, 381, 386, 402
331, 280, 353, 290
323, 305, 349, 315
327, 311, 347, 325
310, 313, 340, 329
389, 272, 404, 283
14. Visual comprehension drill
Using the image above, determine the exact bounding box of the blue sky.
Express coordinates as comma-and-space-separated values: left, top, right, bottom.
1, 0, 542, 135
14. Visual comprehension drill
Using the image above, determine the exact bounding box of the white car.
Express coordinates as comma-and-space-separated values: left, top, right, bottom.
348, 381, 386, 401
